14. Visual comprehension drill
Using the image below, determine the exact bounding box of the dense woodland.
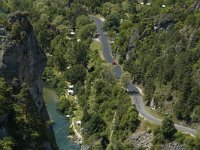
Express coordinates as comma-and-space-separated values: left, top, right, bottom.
0, 0, 200, 150
105, 0, 200, 124
0, 78, 54, 149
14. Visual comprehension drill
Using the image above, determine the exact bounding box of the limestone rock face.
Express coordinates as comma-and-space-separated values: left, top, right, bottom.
0, 12, 47, 111
193, 0, 200, 10
0, 12, 56, 150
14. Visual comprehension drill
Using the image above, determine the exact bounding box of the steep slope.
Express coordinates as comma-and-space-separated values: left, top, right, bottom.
0, 11, 56, 149
0, 11, 47, 111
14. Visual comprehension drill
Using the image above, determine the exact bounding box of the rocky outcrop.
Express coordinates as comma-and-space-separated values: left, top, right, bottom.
126, 29, 141, 60
129, 131, 153, 150
0, 11, 47, 112
162, 142, 185, 150
0, 12, 56, 149
129, 131, 185, 150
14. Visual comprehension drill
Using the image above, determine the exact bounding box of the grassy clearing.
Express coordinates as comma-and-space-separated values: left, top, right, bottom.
90, 40, 102, 51
69, 95, 83, 138
90, 40, 104, 61
137, 117, 160, 132
146, 106, 164, 120
73, 104, 83, 132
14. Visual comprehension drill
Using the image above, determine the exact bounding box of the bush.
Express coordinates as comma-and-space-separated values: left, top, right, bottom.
104, 12, 121, 32
152, 127, 165, 144
174, 132, 186, 144
161, 116, 177, 140
57, 96, 75, 115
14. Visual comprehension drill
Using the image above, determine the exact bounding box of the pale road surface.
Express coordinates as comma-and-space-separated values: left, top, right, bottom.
91, 16, 197, 136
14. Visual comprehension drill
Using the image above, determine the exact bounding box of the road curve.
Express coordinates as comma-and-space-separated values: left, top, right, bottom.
91, 16, 197, 136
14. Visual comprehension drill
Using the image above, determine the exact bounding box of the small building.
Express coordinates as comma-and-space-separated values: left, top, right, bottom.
138, 0, 150, 5
110, 40, 114, 44
68, 85, 74, 89
66, 115, 70, 118
46, 53, 53, 57
67, 28, 76, 36
70, 31, 75, 35
67, 85, 74, 96
161, 4, 166, 8
154, 25, 159, 31
67, 89, 74, 95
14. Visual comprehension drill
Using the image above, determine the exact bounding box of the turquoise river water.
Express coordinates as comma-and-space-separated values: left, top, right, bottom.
44, 88, 80, 150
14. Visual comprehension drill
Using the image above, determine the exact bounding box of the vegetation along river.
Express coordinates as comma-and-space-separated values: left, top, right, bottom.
44, 88, 80, 150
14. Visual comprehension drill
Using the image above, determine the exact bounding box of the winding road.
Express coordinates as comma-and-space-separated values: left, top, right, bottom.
91, 16, 197, 136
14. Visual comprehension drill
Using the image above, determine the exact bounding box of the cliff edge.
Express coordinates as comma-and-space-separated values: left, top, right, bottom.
0, 12, 56, 149
0, 11, 47, 111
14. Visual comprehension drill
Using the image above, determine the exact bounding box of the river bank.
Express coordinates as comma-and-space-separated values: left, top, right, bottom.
43, 88, 80, 150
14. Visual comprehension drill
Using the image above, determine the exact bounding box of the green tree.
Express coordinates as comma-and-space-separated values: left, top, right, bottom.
68, 41, 89, 67
120, 72, 132, 88
77, 23, 96, 40
0, 137, 15, 150
161, 116, 177, 140
65, 64, 87, 84
192, 105, 200, 122
76, 15, 92, 29
104, 12, 121, 31
83, 114, 106, 135
57, 96, 75, 115
184, 131, 200, 150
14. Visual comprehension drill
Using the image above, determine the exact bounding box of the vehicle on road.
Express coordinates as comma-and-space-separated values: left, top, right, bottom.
112, 59, 116, 65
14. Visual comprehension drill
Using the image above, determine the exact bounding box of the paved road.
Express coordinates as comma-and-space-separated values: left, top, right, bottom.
91, 16, 197, 136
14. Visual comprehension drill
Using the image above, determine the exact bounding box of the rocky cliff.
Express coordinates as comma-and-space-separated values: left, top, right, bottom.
0, 12, 56, 149
0, 11, 46, 111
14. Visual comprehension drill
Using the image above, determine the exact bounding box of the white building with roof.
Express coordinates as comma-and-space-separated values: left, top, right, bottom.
67, 85, 74, 95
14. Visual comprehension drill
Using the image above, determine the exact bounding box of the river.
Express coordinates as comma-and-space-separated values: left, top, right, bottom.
43, 88, 80, 150
0, 9, 6, 16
